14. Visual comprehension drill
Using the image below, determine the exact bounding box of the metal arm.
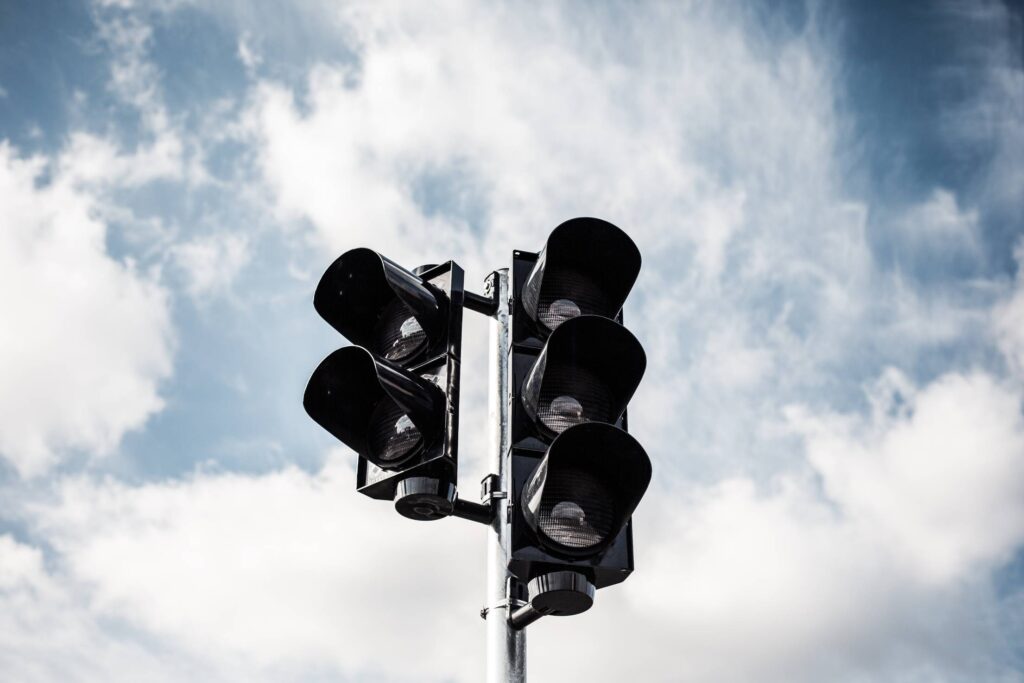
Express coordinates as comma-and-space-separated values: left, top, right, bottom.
508, 603, 545, 630
450, 496, 493, 525
464, 289, 499, 316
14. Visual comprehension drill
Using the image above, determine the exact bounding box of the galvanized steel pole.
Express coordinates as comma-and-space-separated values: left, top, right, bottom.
484, 269, 526, 682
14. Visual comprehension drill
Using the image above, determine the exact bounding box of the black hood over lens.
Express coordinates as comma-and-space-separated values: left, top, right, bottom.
520, 423, 651, 558
521, 218, 641, 336
303, 346, 445, 469
313, 248, 446, 363
522, 315, 646, 438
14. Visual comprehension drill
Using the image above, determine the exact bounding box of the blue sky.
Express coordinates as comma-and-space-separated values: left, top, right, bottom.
0, 1, 1022, 681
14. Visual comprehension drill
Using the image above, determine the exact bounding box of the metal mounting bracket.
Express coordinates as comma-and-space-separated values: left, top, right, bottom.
481, 473, 507, 502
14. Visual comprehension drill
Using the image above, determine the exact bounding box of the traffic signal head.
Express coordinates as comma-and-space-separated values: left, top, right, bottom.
520, 217, 641, 338
520, 423, 651, 558
304, 251, 464, 521
521, 315, 646, 440
303, 346, 445, 470
509, 217, 651, 616
313, 248, 447, 364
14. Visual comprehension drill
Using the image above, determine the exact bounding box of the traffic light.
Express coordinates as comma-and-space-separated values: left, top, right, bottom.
507, 218, 652, 627
301, 218, 655, 680
303, 248, 465, 521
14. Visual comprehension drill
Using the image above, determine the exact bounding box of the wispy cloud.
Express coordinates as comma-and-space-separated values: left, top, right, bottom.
171, 232, 251, 302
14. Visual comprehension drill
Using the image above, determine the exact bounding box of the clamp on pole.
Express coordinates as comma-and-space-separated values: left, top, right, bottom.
480, 596, 529, 620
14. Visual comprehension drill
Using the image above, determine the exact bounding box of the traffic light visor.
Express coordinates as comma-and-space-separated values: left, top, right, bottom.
521, 218, 641, 336
303, 347, 445, 469
521, 423, 651, 558
522, 315, 646, 438
313, 249, 445, 364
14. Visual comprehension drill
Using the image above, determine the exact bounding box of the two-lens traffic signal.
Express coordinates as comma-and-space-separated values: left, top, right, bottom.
507, 218, 651, 627
303, 249, 465, 520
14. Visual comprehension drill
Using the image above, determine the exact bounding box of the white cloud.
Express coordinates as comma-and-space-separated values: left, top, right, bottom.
58, 131, 183, 188
538, 369, 1024, 682
244, 1, 1005, 487
696, 322, 774, 390
0, 144, 174, 476
0, 534, 294, 683
794, 370, 1024, 584
237, 32, 262, 71
884, 188, 984, 279
57, 7, 193, 192
95, 12, 170, 133
9, 368, 1022, 682
242, 2, 839, 282
171, 232, 251, 301
0, 535, 169, 682
237, 0, 876, 483
24, 455, 484, 682
898, 188, 981, 251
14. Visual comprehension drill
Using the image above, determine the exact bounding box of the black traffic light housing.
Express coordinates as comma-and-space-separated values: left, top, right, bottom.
520, 423, 651, 560
304, 251, 464, 520
508, 218, 651, 606
518, 217, 641, 342
313, 248, 451, 364
304, 347, 445, 470
520, 315, 645, 440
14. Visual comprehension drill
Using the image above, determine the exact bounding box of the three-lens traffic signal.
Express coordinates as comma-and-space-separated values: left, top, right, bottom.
507, 218, 652, 626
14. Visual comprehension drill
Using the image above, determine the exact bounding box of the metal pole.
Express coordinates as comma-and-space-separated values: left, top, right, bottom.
484, 269, 526, 682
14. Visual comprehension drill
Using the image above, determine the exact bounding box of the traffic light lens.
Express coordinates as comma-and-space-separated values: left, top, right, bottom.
534, 268, 611, 333
376, 299, 428, 362
535, 366, 612, 435
539, 298, 581, 330
538, 395, 584, 433
538, 467, 615, 549
368, 402, 423, 467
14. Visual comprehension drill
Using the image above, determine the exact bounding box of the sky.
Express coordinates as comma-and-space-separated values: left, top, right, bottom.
0, 0, 1023, 681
